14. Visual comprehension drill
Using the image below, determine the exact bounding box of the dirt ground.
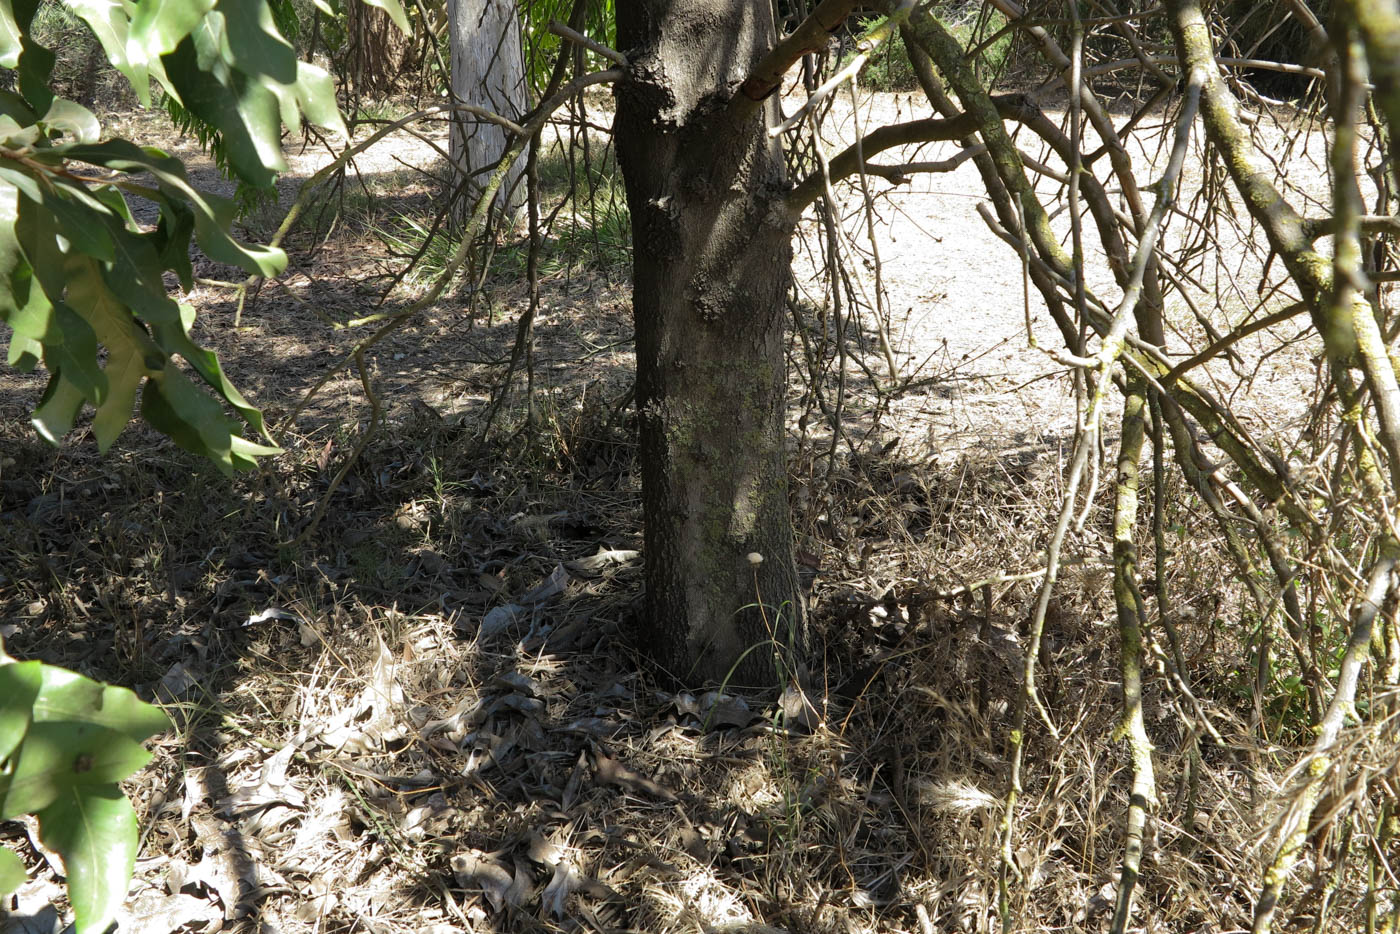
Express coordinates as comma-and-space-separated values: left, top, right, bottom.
0, 84, 1356, 934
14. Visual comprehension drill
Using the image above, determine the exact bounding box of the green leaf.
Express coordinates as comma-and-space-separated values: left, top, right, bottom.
0, 90, 38, 125
40, 99, 101, 145
0, 163, 43, 201
32, 370, 87, 443
277, 59, 343, 138
5, 241, 106, 404
153, 197, 195, 289
0, 169, 22, 312
88, 183, 140, 232
162, 30, 284, 186
17, 35, 56, 114
65, 0, 148, 103
4, 329, 43, 369
362, 0, 410, 36
30, 666, 171, 742
215, 0, 297, 83
141, 365, 243, 473
0, 847, 24, 896
39, 190, 115, 263
0, 661, 43, 762
128, 0, 217, 61
0, 2, 22, 69
0, 722, 151, 819
167, 300, 275, 440
61, 255, 164, 449
61, 139, 288, 276
37, 787, 138, 934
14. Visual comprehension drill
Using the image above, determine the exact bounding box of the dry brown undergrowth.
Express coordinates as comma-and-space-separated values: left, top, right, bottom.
1, 96, 1395, 934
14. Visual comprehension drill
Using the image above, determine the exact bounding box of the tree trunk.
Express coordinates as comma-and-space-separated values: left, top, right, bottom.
344, 2, 417, 100
449, 0, 527, 222
614, 1, 805, 688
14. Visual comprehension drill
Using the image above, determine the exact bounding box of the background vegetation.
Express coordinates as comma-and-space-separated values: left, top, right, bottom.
2, 1, 1398, 933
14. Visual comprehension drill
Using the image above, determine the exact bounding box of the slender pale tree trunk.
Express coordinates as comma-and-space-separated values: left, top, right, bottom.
614, 0, 805, 687
449, 0, 527, 222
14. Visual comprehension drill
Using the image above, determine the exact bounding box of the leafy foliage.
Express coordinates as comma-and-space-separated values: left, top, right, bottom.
520, 0, 614, 92
0, 655, 170, 934
0, 0, 404, 471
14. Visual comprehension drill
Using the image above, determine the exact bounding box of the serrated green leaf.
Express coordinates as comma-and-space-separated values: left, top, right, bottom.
0, 847, 24, 896
40, 98, 101, 144
0, 661, 43, 762
361, 0, 409, 36
62, 255, 163, 449
30, 666, 171, 742
162, 29, 284, 186
128, 0, 216, 61
37, 787, 138, 934
33, 372, 87, 443
61, 139, 287, 275
39, 192, 115, 263
66, 0, 147, 101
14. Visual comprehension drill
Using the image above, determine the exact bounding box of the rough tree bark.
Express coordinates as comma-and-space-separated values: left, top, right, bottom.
449, 0, 527, 221
613, 1, 805, 687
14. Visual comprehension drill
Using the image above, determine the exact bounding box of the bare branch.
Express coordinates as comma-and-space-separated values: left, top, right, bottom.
769, 1, 917, 137
547, 19, 628, 67
786, 111, 979, 212
1074, 54, 1329, 83
729, 0, 857, 119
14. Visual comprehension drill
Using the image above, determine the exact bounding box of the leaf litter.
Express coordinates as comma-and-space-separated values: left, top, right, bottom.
0, 97, 1346, 934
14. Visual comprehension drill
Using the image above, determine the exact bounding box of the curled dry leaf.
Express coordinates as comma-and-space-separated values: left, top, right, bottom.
564, 547, 640, 574
450, 850, 513, 912
520, 564, 571, 605
490, 670, 542, 696
541, 859, 581, 919
675, 691, 755, 729
592, 750, 678, 802
315, 636, 406, 753
479, 603, 525, 637
155, 661, 200, 704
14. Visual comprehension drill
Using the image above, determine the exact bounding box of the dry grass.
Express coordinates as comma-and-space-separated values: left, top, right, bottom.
2, 95, 1398, 934
3, 398, 1392, 932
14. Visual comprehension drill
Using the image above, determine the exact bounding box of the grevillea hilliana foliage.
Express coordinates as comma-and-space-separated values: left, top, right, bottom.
0, 0, 406, 471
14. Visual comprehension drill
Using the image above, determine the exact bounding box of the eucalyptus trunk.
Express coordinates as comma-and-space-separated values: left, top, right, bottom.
449, 0, 527, 222
614, 0, 805, 687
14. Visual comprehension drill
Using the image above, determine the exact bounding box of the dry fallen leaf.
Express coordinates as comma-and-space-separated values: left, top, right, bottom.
450, 850, 515, 912
520, 564, 571, 604
592, 750, 678, 802
565, 547, 640, 574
